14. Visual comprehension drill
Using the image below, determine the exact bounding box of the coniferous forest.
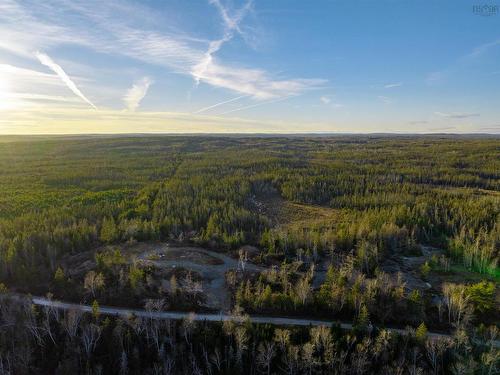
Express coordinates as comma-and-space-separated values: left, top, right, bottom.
0, 135, 498, 374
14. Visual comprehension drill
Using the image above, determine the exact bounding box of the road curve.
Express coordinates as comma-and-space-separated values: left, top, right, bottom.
30, 296, 478, 345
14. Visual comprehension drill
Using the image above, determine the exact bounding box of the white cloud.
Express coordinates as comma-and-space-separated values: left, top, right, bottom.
193, 62, 325, 99
124, 77, 153, 111
209, 0, 252, 34
0, 63, 93, 110
0, 0, 91, 57
35, 51, 97, 109
319, 96, 344, 108
434, 111, 480, 119
0, 0, 325, 101
0, 64, 62, 87
61, 0, 315, 99
384, 82, 402, 89
377, 96, 392, 104
320, 96, 331, 104
192, 0, 258, 93
9, 93, 82, 103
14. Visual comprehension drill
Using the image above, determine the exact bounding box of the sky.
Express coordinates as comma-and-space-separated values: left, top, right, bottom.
0, 0, 499, 134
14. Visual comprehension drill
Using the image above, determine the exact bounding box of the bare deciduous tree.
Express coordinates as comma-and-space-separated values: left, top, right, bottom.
210, 348, 224, 373
120, 351, 128, 375
425, 338, 449, 375
274, 328, 291, 351
301, 342, 315, 375
62, 309, 83, 341
294, 276, 311, 306
282, 345, 300, 375
238, 249, 248, 272
442, 283, 472, 328
234, 326, 248, 365
257, 342, 275, 375
182, 312, 196, 347
84, 271, 105, 298
81, 323, 102, 359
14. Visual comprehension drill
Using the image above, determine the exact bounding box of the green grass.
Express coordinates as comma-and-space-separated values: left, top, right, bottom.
447, 263, 500, 282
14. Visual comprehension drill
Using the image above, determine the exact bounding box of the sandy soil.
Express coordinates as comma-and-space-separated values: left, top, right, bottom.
136, 243, 264, 310
381, 246, 443, 291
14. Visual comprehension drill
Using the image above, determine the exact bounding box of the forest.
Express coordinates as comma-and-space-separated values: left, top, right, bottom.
0, 134, 498, 374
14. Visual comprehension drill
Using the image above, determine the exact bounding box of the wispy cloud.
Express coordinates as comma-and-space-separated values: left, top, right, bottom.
4, 0, 325, 101
124, 77, 153, 111
427, 39, 500, 84
194, 95, 248, 114
0, 63, 62, 87
189, 0, 325, 99
477, 125, 500, 133
426, 71, 444, 84
218, 95, 293, 115
320, 96, 331, 104
424, 126, 457, 133
0, 106, 332, 134
435, 127, 457, 131
0, 0, 85, 57
434, 111, 480, 119
466, 39, 500, 59
378, 95, 392, 104
384, 82, 402, 89
210, 0, 252, 35
9, 93, 82, 103
35, 51, 97, 109
192, 0, 251, 90
320, 96, 344, 108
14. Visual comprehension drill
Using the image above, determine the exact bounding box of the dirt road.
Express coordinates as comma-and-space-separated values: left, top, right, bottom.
32, 296, 500, 347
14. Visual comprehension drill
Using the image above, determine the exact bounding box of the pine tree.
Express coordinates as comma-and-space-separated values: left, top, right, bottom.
415, 322, 427, 342
54, 267, 65, 284
91, 299, 100, 320
356, 305, 369, 331
100, 217, 118, 243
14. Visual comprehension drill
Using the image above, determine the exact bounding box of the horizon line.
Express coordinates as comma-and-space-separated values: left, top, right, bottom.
1, 132, 499, 137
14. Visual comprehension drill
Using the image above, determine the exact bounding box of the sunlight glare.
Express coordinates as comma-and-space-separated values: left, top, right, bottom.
0, 72, 12, 110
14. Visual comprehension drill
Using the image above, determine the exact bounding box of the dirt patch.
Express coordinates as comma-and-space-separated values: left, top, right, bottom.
135, 243, 264, 310
248, 189, 285, 226
248, 188, 344, 231
158, 249, 224, 265
381, 246, 444, 292
60, 250, 96, 278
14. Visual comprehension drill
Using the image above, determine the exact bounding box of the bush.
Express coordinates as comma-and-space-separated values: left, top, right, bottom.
420, 261, 431, 279
467, 281, 495, 314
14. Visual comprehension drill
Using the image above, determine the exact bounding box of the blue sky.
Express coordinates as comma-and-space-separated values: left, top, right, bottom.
0, 0, 499, 133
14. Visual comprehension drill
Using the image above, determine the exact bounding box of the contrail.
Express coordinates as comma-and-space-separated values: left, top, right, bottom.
219, 95, 293, 115
194, 95, 248, 114
192, 0, 252, 86
35, 51, 97, 109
